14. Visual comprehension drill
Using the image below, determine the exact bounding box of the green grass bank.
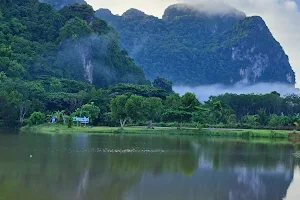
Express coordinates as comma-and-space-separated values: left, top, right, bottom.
20, 124, 300, 140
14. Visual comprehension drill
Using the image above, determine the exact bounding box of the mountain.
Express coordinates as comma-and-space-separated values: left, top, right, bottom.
0, 0, 148, 88
96, 3, 295, 86
39, 0, 86, 10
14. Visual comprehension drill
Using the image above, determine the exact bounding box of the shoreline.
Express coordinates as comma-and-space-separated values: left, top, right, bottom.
20, 125, 300, 140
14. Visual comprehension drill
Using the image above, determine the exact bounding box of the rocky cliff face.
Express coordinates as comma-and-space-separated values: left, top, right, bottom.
96, 3, 295, 86
40, 0, 86, 10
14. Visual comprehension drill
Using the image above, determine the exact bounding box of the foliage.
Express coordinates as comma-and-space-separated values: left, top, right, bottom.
124, 95, 144, 122
29, 112, 45, 125
142, 97, 163, 120
53, 110, 66, 124
162, 109, 193, 129
110, 95, 128, 128
109, 84, 168, 99
242, 115, 259, 127
73, 102, 100, 124
66, 116, 73, 128
153, 77, 173, 94
257, 108, 267, 126
180, 92, 200, 112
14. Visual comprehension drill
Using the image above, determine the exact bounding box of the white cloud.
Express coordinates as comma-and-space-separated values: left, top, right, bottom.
174, 83, 299, 102
86, 0, 177, 16
86, 0, 300, 85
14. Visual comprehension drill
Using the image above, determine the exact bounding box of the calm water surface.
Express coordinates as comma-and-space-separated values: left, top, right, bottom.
0, 131, 300, 200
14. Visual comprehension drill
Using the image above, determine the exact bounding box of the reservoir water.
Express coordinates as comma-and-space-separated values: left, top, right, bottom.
0, 132, 299, 200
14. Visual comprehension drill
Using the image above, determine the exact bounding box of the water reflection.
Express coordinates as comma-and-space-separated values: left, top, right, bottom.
285, 167, 300, 200
0, 134, 299, 200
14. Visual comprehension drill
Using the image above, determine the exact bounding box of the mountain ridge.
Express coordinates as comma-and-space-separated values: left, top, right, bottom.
96, 3, 295, 86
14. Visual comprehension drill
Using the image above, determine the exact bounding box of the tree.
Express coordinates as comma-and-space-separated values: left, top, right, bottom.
268, 114, 281, 127
257, 108, 267, 126
153, 77, 173, 94
125, 95, 144, 122
19, 100, 31, 124
73, 102, 100, 124
180, 92, 200, 112
58, 17, 93, 41
59, 4, 95, 23
29, 112, 45, 125
165, 94, 181, 110
210, 101, 223, 124
109, 84, 168, 100
162, 109, 193, 129
142, 97, 163, 129
110, 95, 128, 129
242, 115, 258, 127
163, 93, 199, 128
53, 110, 66, 124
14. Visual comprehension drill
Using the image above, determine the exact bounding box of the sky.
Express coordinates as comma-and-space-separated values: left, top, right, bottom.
86, 0, 300, 86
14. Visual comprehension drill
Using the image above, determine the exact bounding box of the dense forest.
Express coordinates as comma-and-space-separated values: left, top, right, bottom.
20, 81, 300, 131
0, 0, 148, 87
96, 4, 295, 86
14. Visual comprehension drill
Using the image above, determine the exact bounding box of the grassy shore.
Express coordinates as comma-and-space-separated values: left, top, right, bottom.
21, 125, 201, 135
20, 124, 300, 139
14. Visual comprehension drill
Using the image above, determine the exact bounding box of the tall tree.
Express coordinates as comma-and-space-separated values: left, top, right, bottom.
125, 95, 144, 123
142, 97, 163, 129
110, 95, 128, 129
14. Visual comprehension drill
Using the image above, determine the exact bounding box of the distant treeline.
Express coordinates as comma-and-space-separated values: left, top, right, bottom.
4, 72, 300, 130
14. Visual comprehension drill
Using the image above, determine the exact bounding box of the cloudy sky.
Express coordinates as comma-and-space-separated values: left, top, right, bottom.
86, 0, 300, 85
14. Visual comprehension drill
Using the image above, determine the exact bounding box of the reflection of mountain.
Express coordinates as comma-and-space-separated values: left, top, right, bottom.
0, 135, 298, 200
126, 166, 293, 200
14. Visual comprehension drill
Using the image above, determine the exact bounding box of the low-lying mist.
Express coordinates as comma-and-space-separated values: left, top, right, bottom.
174, 83, 299, 102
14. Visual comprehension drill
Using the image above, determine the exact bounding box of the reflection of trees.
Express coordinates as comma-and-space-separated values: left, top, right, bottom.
0, 134, 299, 200
105, 136, 199, 177
0, 135, 199, 200
0, 135, 95, 199
194, 138, 298, 170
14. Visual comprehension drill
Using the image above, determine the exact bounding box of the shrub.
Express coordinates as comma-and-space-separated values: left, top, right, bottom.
29, 112, 45, 125
66, 116, 73, 128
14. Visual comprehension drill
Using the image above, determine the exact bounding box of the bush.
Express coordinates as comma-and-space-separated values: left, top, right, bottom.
29, 112, 46, 125
242, 115, 259, 127
65, 116, 73, 128
268, 114, 281, 128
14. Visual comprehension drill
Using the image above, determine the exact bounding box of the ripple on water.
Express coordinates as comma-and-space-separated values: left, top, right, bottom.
43, 148, 182, 154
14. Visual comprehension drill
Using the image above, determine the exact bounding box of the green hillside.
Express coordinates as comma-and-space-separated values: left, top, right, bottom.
0, 0, 148, 126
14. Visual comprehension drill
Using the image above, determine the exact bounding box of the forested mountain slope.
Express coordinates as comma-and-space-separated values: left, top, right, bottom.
96, 3, 295, 86
0, 0, 148, 88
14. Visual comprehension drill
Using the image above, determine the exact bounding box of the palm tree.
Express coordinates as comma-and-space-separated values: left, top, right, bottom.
54, 110, 66, 124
